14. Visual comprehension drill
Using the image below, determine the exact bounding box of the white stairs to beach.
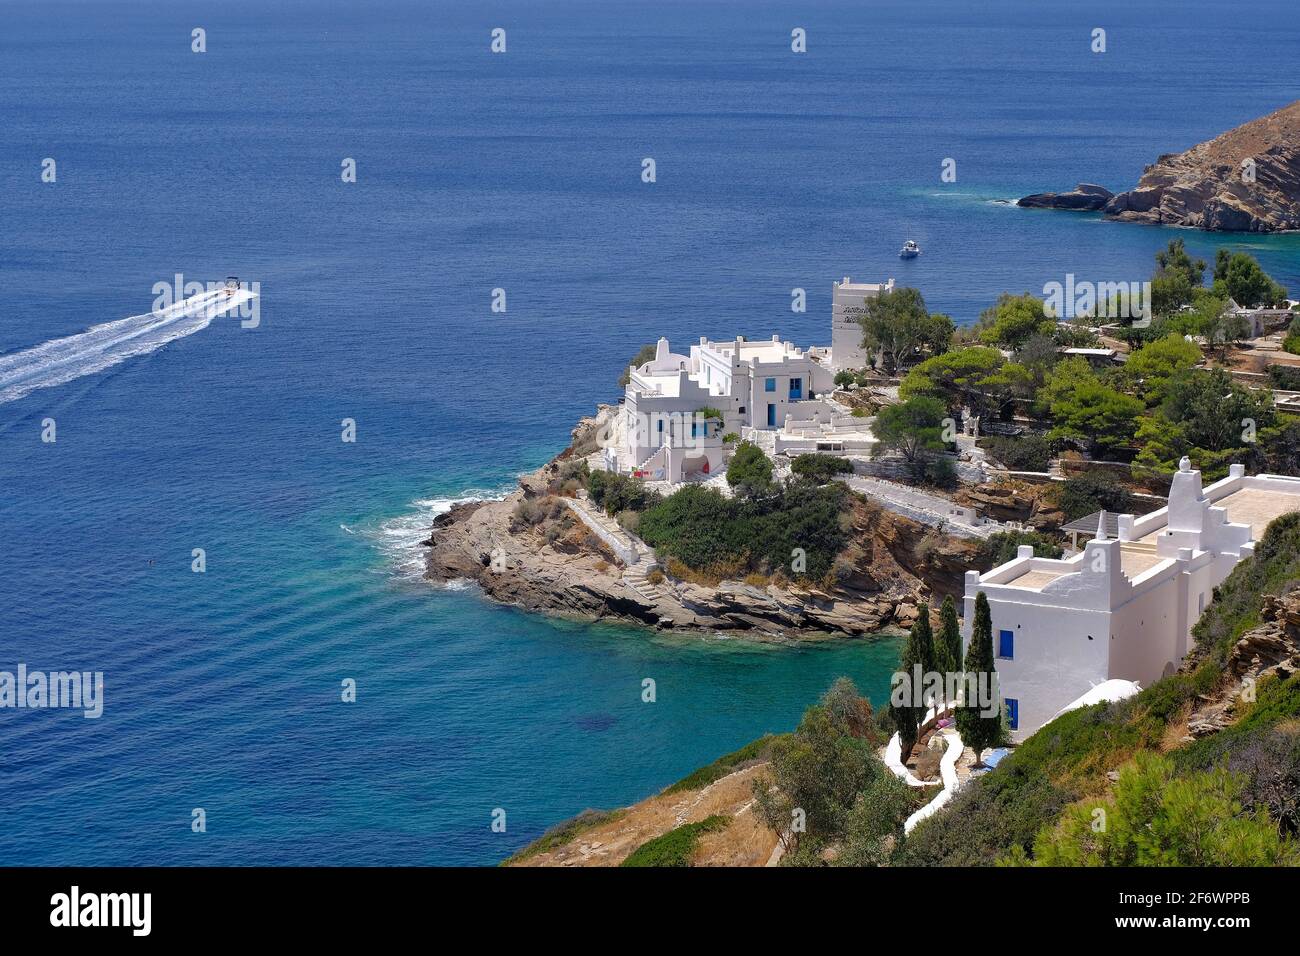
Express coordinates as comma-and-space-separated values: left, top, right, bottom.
623, 563, 666, 603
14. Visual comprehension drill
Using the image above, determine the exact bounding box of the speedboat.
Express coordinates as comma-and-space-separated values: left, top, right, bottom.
899, 240, 921, 259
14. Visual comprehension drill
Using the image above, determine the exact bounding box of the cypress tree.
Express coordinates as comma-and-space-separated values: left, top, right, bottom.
912, 602, 937, 684
889, 602, 935, 762
935, 595, 963, 716
956, 591, 1002, 766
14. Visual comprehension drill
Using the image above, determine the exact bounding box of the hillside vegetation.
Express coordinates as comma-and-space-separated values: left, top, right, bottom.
900, 512, 1300, 866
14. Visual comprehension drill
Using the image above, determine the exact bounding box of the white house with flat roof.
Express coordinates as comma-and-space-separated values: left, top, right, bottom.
603, 274, 895, 481
964, 458, 1300, 740
605, 334, 836, 481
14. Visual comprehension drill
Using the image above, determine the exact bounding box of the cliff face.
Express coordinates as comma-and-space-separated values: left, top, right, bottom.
1022, 100, 1300, 232
1185, 584, 1300, 737
1106, 100, 1300, 231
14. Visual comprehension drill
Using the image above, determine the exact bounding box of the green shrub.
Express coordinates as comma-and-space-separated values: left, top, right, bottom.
790, 453, 854, 485
637, 481, 850, 582
1174, 674, 1300, 775
751, 680, 902, 859
922, 454, 958, 488
620, 816, 730, 867
1268, 363, 1300, 390
726, 441, 774, 497
586, 469, 660, 515
1023, 752, 1296, 866
982, 433, 1054, 472
834, 771, 915, 867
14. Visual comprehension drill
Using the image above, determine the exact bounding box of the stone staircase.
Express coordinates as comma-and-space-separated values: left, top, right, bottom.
563, 496, 643, 566
565, 494, 668, 604
623, 562, 667, 604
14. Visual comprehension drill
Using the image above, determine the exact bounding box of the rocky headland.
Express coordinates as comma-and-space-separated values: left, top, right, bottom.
422, 408, 981, 640
1019, 99, 1300, 232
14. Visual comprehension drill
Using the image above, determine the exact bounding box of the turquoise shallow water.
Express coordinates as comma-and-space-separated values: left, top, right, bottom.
2, 0, 1299, 864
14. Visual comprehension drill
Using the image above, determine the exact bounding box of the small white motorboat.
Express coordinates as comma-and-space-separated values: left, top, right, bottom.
899, 239, 921, 259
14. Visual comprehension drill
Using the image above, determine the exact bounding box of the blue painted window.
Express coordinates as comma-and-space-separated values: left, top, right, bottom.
789, 377, 803, 400
767, 403, 776, 427
1005, 697, 1019, 730
998, 629, 1014, 659
764, 377, 776, 392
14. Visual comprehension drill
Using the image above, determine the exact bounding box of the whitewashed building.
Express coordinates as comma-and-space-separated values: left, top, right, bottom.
832, 276, 894, 370
964, 459, 1300, 740
604, 274, 894, 481
1222, 299, 1294, 339
605, 334, 836, 481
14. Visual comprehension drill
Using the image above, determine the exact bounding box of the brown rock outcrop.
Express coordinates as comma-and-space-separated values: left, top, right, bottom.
1186, 584, 1300, 737
955, 480, 1067, 532
1017, 183, 1113, 211
1024, 100, 1300, 232
1105, 101, 1300, 231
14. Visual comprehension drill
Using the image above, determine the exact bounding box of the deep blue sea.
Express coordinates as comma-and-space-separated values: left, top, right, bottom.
2, 0, 1299, 865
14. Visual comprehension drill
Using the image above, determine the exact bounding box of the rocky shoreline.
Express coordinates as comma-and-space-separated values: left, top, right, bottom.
421, 411, 980, 640
1018, 100, 1300, 232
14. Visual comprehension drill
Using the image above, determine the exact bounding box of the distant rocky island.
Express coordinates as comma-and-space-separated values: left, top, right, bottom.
1019, 99, 1300, 231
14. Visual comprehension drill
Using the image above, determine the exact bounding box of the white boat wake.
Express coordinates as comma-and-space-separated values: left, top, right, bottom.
0, 287, 255, 405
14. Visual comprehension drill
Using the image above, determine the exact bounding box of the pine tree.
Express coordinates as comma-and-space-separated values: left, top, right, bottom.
934, 595, 963, 716
956, 591, 1002, 766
